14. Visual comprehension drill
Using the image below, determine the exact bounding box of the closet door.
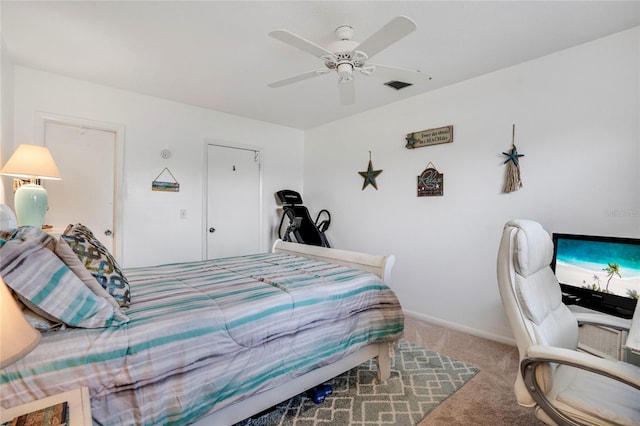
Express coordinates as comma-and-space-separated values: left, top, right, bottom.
206, 144, 261, 259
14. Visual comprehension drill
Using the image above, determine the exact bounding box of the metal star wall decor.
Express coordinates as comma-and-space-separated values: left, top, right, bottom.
358, 151, 383, 190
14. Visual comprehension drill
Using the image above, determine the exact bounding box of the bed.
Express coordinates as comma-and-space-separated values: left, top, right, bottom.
0, 225, 403, 426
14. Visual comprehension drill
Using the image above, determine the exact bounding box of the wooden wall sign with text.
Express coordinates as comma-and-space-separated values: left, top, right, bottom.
417, 165, 444, 197
405, 125, 453, 149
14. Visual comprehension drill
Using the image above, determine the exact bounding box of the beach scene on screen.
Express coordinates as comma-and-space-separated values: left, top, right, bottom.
555, 238, 640, 299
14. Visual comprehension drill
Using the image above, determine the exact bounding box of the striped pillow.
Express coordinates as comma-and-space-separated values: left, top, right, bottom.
0, 236, 129, 328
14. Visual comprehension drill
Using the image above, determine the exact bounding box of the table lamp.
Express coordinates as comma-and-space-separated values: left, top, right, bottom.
0, 277, 40, 368
0, 144, 61, 228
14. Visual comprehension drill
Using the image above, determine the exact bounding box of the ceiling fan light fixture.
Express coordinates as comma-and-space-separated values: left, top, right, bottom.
337, 63, 353, 82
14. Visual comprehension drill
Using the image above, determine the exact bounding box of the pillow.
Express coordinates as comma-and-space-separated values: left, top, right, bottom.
0, 228, 16, 247
14, 295, 65, 332
55, 236, 121, 308
0, 226, 55, 251
0, 226, 121, 308
22, 307, 64, 332
62, 223, 130, 308
0, 236, 129, 328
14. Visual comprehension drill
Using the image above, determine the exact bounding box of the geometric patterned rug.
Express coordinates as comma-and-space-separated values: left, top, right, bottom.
235, 339, 479, 426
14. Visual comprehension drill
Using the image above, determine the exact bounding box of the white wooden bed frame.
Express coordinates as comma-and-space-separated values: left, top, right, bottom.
192, 240, 397, 426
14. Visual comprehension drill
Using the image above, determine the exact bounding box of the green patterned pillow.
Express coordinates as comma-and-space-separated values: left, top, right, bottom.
0, 236, 129, 328
55, 236, 121, 308
62, 223, 131, 308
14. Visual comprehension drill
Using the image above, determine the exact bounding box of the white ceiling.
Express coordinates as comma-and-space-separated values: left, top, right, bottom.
2, 1, 639, 130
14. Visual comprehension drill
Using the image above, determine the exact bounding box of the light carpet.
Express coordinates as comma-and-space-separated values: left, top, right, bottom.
235, 339, 479, 426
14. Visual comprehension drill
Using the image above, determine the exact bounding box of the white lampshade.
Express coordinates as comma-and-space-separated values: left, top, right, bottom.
0, 144, 62, 228
0, 276, 41, 368
0, 144, 61, 180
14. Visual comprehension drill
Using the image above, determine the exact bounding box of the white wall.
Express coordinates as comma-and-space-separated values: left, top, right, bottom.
303, 28, 640, 343
11, 66, 304, 268
0, 34, 15, 202
5, 27, 638, 343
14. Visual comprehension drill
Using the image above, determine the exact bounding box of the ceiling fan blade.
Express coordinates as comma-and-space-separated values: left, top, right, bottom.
339, 78, 355, 105
268, 69, 330, 88
366, 64, 431, 84
354, 16, 417, 60
269, 29, 334, 59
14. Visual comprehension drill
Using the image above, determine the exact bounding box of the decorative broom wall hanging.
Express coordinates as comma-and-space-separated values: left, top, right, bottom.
501, 124, 524, 193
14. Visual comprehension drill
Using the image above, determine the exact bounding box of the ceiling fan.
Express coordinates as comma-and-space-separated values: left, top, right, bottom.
268, 16, 431, 105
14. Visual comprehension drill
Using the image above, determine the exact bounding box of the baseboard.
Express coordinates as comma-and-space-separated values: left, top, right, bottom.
404, 309, 517, 347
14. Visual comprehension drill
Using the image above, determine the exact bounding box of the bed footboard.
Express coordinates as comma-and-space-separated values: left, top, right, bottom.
271, 239, 395, 282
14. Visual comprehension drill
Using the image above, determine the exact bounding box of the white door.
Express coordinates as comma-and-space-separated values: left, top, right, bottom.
44, 122, 116, 253
206, 144, 260, 259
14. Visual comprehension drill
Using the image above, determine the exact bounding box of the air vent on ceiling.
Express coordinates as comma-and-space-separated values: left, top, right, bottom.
384, 80, 413, 90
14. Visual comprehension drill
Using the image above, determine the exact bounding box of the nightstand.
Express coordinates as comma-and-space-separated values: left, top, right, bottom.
0, 387, 91, 426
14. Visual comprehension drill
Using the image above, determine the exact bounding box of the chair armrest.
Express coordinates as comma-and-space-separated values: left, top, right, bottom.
525, 345, 640, 390
521, 345, 640, 426
571, 312, 631, 331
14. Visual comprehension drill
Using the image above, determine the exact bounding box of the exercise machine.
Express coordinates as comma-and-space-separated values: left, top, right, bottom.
276, 190, 331, 248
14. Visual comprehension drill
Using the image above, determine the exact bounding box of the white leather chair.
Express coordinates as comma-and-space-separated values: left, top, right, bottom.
497, 219, 640, 426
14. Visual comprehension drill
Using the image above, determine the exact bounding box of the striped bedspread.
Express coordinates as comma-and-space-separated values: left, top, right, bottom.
1, 253, 403, 425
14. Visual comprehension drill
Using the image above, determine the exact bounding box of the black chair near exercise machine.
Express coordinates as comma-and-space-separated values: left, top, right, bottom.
276, 190, 331, 248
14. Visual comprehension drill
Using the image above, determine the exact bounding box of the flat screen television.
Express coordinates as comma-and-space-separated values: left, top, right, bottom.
551, 233, 639, 319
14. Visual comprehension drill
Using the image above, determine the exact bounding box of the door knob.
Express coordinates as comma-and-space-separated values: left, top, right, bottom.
104, 229, 113, 236
209, 227, 216, 233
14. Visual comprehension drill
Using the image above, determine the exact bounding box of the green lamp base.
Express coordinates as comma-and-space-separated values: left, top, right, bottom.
14, 183, 48, 228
